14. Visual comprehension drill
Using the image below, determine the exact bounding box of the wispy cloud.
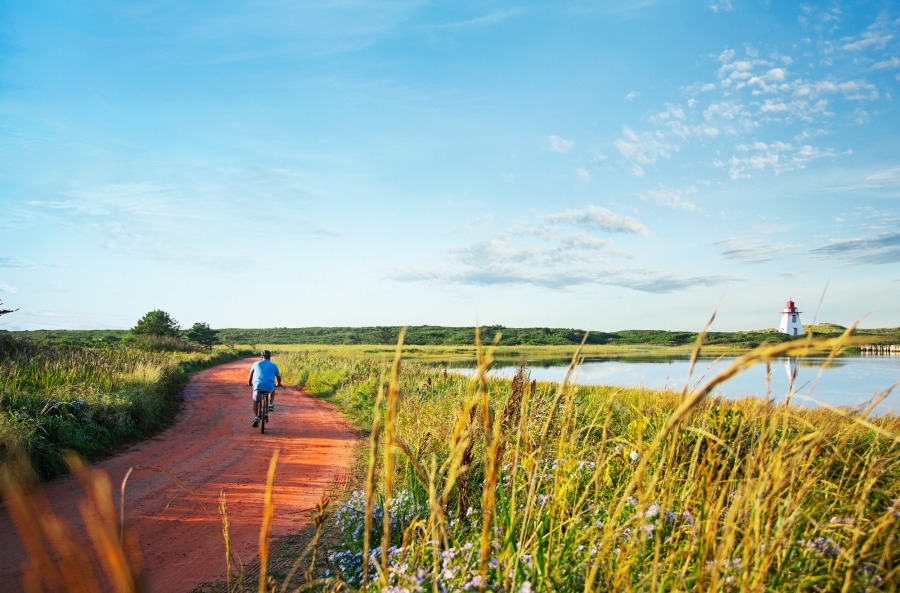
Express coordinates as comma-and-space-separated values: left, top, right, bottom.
870, 57, 900, 70
0, 258, 56, 269
636, 185, 699, 210
388, 206, 723, 293
615, 125, 673, 164
811, 231, 900, 264
392, 262, 729, 293
842, 33, 894, 52
708, 1, 734, 13
545, 204, 648, 235
547, 135, 573, 153
823, 166, 900, 191
0, 283, 17, 293
715, 237, 796, 263
422, 8, 523, 30
576, 168, 592, 182
714, 142, 837, 179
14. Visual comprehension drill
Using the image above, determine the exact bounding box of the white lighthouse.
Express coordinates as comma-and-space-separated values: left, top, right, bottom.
779, 298, 804, 336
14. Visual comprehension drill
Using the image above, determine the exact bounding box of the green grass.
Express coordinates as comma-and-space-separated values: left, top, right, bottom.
266, 335, 900, 591
0, 334, 252, 480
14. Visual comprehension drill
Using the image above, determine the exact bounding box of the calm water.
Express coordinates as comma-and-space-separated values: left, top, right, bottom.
452, 354, 900, 412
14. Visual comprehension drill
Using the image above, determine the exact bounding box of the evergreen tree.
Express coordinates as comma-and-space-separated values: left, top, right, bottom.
131, 310, 181, 337
186, 322, 220, 350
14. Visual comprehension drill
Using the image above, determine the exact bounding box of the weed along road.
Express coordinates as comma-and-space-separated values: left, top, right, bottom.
0, 357, 357, 593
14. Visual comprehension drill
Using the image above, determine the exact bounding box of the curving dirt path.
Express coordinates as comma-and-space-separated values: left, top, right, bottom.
0, 357, 358, 593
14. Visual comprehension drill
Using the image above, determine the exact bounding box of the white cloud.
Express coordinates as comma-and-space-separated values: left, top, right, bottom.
576, 168, 592, 182
547, 135, 574, 153
0, 283, 17, 293
842, 33, 894, 51
630, 164, 646, 177
545, 204, 649, 235
715, 238, 796, 263
871, 57, 900, 70
792, 79, 878, 100
709, 1, 734, 13
626, 91, 638, 100
716, 142, 835, 179
717, 49, 736, 63
636, 186, 699, 210
864, 167, 900, 186
615, 126, 672, 164
822, 166, 900, 191
501, 173, 516, 183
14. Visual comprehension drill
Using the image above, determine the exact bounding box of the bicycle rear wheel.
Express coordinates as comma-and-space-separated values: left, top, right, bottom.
260, 394, 267, 434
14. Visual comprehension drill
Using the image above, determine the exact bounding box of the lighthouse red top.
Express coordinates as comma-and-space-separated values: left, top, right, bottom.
784, 299, 798, 313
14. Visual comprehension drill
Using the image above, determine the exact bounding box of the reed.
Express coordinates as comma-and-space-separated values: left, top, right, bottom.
275, 328, 900, 591
0, 340, 251, 480
259, 450, 280, 593
0, 452, 146, 593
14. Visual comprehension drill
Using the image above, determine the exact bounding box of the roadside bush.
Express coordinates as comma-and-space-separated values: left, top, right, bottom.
121, 334, 193, 352
0, 345, 251, 480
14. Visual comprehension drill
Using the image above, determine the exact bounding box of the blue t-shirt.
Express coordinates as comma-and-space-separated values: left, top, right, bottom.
250, 359, 281, 391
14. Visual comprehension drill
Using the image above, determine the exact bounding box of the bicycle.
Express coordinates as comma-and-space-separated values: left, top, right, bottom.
258, 387, 274, 434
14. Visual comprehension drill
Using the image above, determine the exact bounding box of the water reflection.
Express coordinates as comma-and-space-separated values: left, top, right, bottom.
448, 354, 900, 412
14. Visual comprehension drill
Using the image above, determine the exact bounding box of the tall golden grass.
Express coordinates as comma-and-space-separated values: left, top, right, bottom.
279, 325, 900, 591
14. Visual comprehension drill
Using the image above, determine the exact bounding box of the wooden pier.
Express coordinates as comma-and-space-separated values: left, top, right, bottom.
858, 344, 900, 355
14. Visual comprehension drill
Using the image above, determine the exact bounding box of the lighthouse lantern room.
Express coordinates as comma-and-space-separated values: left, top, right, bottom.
779, 299, 804, 336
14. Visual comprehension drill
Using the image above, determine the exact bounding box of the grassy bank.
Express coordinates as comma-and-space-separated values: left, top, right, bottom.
0, 334, 252, 480
267, 334, 900, 591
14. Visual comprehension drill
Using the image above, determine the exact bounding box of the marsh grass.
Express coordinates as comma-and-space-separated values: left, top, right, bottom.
0, 338, 252, 480
5, 327, 900, 592
273, 327, 900, 591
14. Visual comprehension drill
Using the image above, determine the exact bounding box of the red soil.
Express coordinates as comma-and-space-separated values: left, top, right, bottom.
0, 357, 358, 592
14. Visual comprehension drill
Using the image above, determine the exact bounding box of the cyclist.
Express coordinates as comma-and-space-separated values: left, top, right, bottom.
248, 350, 282, 428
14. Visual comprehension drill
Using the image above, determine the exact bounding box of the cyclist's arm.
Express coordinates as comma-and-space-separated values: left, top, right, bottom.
276, 369, 282, 387
248, 369, 254, 387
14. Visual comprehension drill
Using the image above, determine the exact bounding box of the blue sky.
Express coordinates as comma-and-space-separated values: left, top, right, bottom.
1, 0, 899, 332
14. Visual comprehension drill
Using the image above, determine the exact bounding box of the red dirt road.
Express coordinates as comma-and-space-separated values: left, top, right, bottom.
0, 358, 357, 592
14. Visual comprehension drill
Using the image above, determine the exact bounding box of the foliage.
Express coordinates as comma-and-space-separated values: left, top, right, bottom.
121, 334, 193, 352
130, 309, 181, 338
9, 324, 900, 348
273, 335, 900, 592
0, 299, 16, 317
0, 343, 251, 480
186, 322, 220, 350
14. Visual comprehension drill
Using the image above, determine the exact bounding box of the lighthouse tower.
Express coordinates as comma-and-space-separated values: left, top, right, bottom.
779, 299, 804, 336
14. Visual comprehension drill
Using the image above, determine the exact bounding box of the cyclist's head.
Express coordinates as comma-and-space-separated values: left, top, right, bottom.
261, 349, 272, 359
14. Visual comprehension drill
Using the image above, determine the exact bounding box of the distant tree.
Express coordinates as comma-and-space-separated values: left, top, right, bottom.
223, 333, 237, 350
186, 322, 220, 350
375, 326, 394, 344
131, 310, 181, 338
0, 300, 17, 317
